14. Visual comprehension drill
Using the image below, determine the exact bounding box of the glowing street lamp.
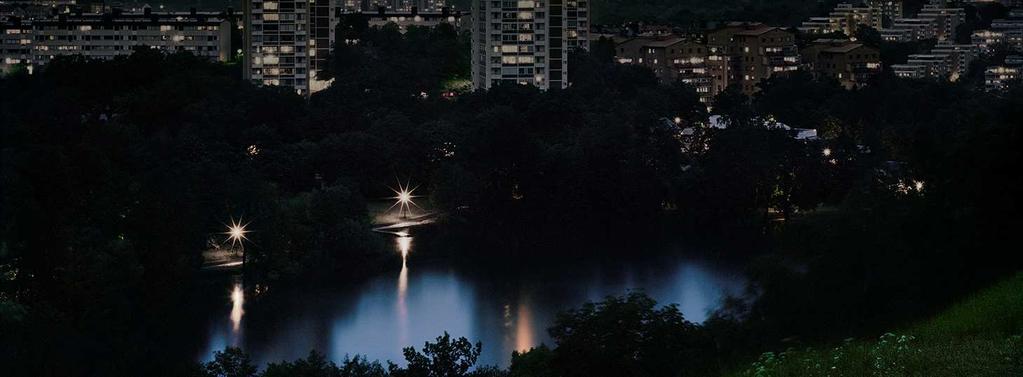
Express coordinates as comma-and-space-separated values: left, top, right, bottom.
389, 179, 421, 219
223, 217, 251, 267
225, 217, 250, 247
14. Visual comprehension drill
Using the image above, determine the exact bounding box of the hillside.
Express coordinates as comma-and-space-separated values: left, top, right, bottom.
731, 272, 1023, 376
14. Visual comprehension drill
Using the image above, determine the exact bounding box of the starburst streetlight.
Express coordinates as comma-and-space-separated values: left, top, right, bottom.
224, 217, 251, 247
223, 217, 251, 267
388, 179, 421, 219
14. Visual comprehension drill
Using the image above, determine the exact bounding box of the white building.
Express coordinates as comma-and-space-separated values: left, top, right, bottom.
244, 0, 335, 96
882, 18, 937, 42
471, 0, 588, 91
930, 41, 976, 81
880, 0, 964, 42
892, 53, 953, 79
865, 0, 903, 26
1, 9, 233, 73
916, 0, 965, 41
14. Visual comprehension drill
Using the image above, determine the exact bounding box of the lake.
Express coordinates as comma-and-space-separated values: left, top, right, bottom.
197, 235, 747, 368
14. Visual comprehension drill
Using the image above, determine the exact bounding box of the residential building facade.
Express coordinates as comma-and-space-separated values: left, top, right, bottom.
707, 23, 799, 95
244, 0, 334, 95
613, 36, 715, 103
798, 3, 882, 37
471, 0, 588, 91
801, 39, 881, 89
1, 9, 232, 73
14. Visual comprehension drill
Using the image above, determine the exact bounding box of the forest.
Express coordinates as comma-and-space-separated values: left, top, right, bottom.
2, 22, 1022, 376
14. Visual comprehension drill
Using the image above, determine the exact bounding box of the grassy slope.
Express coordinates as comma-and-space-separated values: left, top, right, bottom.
731, 272, 1023, 376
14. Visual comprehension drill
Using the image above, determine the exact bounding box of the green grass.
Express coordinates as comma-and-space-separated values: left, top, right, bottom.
731, 272, 1023, 377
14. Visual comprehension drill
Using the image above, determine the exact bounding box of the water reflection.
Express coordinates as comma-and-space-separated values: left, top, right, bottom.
200, 280, 245, 361
397, 235, 410, 346
201, 247, 745, 367
514, 298, 534, 352
397, 234, 411, 259
231, 283, 245, 333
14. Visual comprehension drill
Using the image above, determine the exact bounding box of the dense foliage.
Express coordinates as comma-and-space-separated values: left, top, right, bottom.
3, 19, 1022, 377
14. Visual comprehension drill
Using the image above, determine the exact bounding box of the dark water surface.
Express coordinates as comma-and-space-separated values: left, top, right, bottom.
197, 237, 746, 368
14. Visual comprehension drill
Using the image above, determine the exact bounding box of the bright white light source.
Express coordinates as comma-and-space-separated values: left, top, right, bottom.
389, 179, 421, 218
224, 217, 251, 247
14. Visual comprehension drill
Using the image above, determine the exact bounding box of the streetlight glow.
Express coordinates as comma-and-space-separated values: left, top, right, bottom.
389, 179, 421, 218
224, 217, 251, 248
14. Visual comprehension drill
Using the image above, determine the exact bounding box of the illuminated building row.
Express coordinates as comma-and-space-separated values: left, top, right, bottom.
1, 8, 233, 74
243, 0, 459, 96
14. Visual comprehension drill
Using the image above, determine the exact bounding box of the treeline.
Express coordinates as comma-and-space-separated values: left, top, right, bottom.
705, 69, 1023, 360
190, 287, 1023, 376
189, 293, 720, 377
0, 49, 388, 375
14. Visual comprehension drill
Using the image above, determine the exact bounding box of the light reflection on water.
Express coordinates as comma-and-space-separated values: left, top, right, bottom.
231, 284, 245, 332
397, 236, 410, 347
201, 279, 245, 361
513, 297, 534, 353
201, 238, 745, 367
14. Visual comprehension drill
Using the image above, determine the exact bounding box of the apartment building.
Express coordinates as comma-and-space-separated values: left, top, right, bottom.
890, 40, 976, 81
339, 0, 447, 12
1, 9, 232, 73
882, 18, 938, 41
471, 0, 588, 91
613, 36, 715, 102
916, 0, 965, 41
244, 0, 335, 96
882, 0, 963, 42
801, 39, 881, 89
931, 41, 976, 80
985, 63, 1020, 91
973, 18, 1023, 52
1, 17, 33, 73
564, 0, 587, 50
892, 53, 953, 78
865, 0, 903, 27
707, 23, 799, 95
798, 3, 882, 37
349, 8, 464, 31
